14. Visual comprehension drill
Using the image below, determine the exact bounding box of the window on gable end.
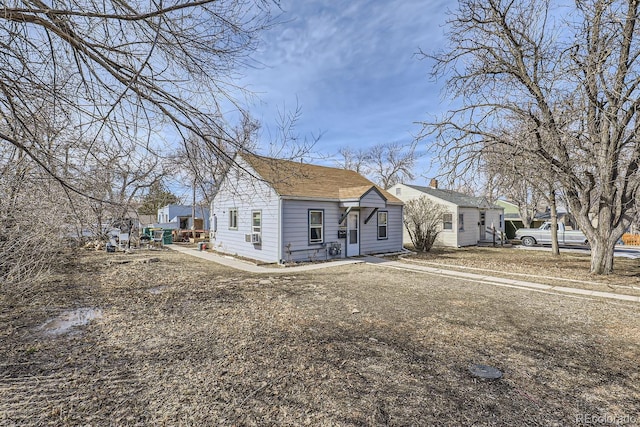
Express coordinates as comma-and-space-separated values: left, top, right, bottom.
377, 211, 388, 239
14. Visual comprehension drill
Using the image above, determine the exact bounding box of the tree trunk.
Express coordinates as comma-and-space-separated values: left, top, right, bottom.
518, 203, 532, 228
549, 190, 559, 256
192, 179, 197, 239
590, 237, 615, 275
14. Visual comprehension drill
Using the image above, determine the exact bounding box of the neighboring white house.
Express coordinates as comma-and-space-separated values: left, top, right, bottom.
156, 204, 210, 230
388, 181, 504, 247
210, 153, 405, 264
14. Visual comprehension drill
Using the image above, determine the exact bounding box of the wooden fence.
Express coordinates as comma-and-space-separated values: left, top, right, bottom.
621, 233, 640, 246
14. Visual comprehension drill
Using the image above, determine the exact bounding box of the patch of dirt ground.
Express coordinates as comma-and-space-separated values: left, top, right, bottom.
1, 248, 639, 426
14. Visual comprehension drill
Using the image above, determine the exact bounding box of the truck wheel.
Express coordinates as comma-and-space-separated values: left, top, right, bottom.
521, 236, 536, 247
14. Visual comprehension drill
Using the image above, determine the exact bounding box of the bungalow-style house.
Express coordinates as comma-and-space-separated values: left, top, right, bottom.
156, 204, 210, 231
388, 181, 504, 247
210, 153, 404, 263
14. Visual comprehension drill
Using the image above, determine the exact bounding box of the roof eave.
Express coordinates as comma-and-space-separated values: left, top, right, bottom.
280, 195, 341, 202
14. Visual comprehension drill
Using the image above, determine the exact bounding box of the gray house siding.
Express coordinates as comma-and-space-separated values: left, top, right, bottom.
212, 156, 405, 264
281, 200, 343, 263
280, 201, 403, 262
211, 162, 280, 263
360, 205, 404, 254
360, 189, 387, 208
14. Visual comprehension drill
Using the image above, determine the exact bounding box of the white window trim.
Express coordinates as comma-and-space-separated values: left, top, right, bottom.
377, 211, 388, 240
229, 208, 238, 230
252, 210, 262, 234
309, 210, 324, 244
443, 213, 453, 231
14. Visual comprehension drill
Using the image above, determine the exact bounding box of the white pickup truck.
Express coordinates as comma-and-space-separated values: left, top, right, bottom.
515, 222, 588, 247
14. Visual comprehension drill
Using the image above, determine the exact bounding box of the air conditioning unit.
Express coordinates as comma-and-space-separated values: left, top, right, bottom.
245, 233, 261, 244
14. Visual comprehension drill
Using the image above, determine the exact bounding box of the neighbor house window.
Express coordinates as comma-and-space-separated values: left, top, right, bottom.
309, 210, 324, 244
443, 213, 453, 230
229, 208, 238, 230
252, 210, 261, 234
377, 211, 388, 239
395, 187, 401, 196
180, 217, 189, 229
458, 213, 464, 231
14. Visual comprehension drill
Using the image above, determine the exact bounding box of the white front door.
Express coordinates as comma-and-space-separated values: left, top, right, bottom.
347, 211, 360, 256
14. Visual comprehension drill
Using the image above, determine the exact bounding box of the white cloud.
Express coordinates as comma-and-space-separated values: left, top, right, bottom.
242, 0, 451, 164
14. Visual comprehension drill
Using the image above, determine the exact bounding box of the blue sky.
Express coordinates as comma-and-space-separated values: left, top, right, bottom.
239, 0, 451, 182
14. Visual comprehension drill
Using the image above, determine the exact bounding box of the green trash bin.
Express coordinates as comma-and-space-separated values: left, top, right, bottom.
142, 227, 153, 239
162, 229, 173, 245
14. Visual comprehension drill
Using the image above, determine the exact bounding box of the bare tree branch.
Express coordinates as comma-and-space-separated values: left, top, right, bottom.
419, 0, 640, 274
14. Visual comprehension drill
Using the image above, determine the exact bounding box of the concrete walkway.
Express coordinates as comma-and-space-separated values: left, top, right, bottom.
169, 245, 640, 303
514, 243, 640, 259
363, 256, 640, 303
168, 245, 365, 273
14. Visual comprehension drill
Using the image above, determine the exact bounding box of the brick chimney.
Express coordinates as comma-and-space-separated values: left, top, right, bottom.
430, 178, 438, 189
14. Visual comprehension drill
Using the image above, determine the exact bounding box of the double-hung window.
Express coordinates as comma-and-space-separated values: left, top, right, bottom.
377, 211, 388, 239
458, 213, 464, 231
252, 210, 261, 234
229, 208, 238, 230
443, 213, 453, 230
309, 210, 324, 244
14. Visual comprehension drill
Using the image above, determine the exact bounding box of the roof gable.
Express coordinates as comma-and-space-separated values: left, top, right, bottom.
240, 153, 402, 204
495, 200, 521, 215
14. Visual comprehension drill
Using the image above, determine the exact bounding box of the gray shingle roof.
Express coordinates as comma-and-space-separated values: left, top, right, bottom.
406, 184, 501, 209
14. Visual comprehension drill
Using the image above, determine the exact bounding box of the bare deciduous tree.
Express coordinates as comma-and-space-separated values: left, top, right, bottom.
1, 0, 278, 196
420, 0, 640, 274
482, 134, 563, 254
0, 1, 278, 285
403, 196, 448, 252
334, 147, 372, 175
176, 113, 260, 210
0, 147, 68, 289
368, 142, 418, 188
266, 103, 322, 161
335, 141, 419, 188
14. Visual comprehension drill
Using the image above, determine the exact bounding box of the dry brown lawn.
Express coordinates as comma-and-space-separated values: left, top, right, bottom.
1, 247, 639, 426
403, 245, 640, 297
